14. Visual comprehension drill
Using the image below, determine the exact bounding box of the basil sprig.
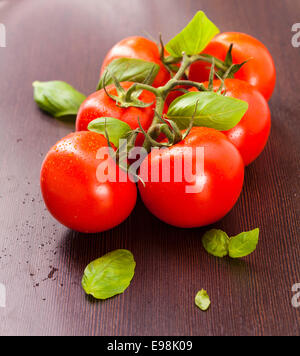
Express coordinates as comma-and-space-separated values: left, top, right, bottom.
33, 81, 86, 119
167, 91, 248, 131
97, 58, 160, 90
202, 228, 259, 259
82, 249, 136, 300
165, 11, 220, 58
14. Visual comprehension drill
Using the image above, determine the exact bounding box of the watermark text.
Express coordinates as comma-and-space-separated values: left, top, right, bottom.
0, 283, 6, 308
292, 23, 300, 48
0, 23, 6, 48
95, 142, 205, 194
292, 283, 300, 308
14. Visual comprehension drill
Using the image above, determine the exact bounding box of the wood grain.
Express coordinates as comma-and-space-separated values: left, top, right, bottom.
0, 0, 299, 336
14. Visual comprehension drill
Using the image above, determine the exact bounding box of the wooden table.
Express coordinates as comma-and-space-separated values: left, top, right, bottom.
0, 0, 299, 336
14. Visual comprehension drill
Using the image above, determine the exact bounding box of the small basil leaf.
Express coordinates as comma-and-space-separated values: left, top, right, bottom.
97, 58, 160, 90
228, 228, 259, 258
82, 249, 136, 300
167, 91, 248, 131
33, 81, 86, 119
165, 11, 220, 58
195, 289, 211, 311
88, 117, 132, 148
202, 229, 230, 258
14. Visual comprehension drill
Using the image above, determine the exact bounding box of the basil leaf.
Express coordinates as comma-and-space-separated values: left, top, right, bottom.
202, 228, 259, 259
167, 91, 248, 131
228, 228, 259, 258
88, 117, 132, 148
33, 81, 86, 119
195, 289, 211, 311
82, 249, 136, 300
165, 11, 220, 58
202, 229, 230, 258
97, 58, 160, 90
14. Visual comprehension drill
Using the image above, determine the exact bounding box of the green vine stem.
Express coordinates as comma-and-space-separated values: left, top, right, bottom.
141, 53, 213, 151
122, 51, 240, 152
163, 53, 228, 74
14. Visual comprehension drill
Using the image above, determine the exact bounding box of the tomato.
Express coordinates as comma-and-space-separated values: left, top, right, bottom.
190, 79, 271, 166
138, 127, 244, 228
76, 82, 157, 146
41, 131, 137, 233
100, 36, 170, 88
189, 32, 276, 101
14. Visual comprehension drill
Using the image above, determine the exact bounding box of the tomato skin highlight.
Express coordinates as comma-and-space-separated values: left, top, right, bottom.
100, 36, 170, 88
76, 82, 157, 146
189, 32, 276, 101
41, 131, 137, 233
190, 79, 271, 166
138, 127, 244, 228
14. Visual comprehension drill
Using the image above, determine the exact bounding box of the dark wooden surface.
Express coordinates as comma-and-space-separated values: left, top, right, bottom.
0, 0, 299, 336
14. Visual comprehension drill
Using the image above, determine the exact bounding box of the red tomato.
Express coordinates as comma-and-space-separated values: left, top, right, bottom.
41, 131, 137, 233
100, 36, 170, 88
76, 82, 157, 146
138, 127, 244, 228
190, 79, 271, 165
189, 32, 276, 100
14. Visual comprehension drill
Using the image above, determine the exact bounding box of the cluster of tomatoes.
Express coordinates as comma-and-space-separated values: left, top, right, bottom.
41, 30, 276, 233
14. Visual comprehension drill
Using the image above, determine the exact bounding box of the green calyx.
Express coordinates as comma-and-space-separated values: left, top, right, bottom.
215, 44, 250, 79
102, 72, 155, 109
162, 42, 249, 83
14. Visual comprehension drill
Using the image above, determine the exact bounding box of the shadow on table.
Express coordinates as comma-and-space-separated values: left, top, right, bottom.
58, 194, 252, 290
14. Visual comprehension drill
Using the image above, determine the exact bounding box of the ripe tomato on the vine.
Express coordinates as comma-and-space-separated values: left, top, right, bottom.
76, 81, 160, 146
100, 36, 170, 88
41, 131, 137, 233
138, 127, 244, 228
189, 32, 276, 100
190, 79, 271, 166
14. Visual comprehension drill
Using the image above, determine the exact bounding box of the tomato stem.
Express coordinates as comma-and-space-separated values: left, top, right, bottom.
126, 53, 230, 151
163, 53, 228, 74
142, 54, 211, 151
124, 82, 160, 100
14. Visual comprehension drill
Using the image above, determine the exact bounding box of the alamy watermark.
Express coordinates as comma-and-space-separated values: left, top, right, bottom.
0, 283, 6, 308
291, 23, 300, 48
292, 283, 300, 308
0, 23, 6, 47
95, 142, 205, 194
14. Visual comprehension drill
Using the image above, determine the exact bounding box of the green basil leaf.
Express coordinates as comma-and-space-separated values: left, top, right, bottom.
202, 229, 230, 258
228, 228, 259, 258
195, 289, 211, 311
97, 58, 160, 90
88, 117, 132, 148
165, 11, 220, 57
167, 91, 248, 131
82, 249, 136, 300
33, 81, 86, 119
